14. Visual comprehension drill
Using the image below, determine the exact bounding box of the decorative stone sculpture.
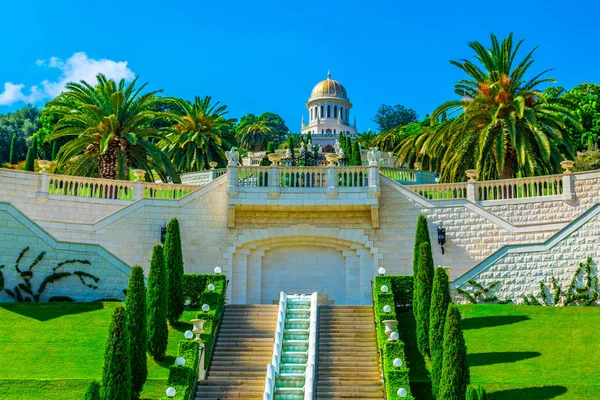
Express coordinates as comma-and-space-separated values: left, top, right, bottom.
190, 319, 206, 342
225, 147, 240, 165
268, 153, 282, 166
465, 169, 478, 182
209, 161, 218, 170
367, 147, 381, 164
325, 153, 340, 166
318, 145, 324, 154
334, 139, 340, 153
382, 319, 398, 336
37, 160, 51, 173
132, 169, 146, 181
561, 160, 575, 174
307, 140, 313, 152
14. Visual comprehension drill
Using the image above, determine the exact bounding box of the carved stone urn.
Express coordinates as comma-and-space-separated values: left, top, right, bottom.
268, 153, 282, 166
190, 319, 206, 341
132, 169, 146, 181
209, 161, 218, 170
465, 169, 478, 182
325, 153, 340, 166
560, 160, 575, 174
37, 160, 52, 173
382, 319, 398, 336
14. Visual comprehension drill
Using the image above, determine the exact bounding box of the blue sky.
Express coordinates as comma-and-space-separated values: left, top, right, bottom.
1, 0, 599, 132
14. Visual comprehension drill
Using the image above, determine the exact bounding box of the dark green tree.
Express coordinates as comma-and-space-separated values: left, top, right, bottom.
430, 267, 452, 398
101, 305, 131, 400
147, 244, 168, 360
413, 214, 431, 276
85, 381, 101, 400
289, 135, 295, 158
439, 304, 470, 400
372, 104, 419, 132
51, 141, 58, 160
415, 242, 435, 358
351, 141, 361, 165
164, 218, 184, 325
9, 134, 17, 164
0, 146, 4, 165
125, 265, 148, 398
306, 131, 312, 144
466, 385, 488, 400
24, 138, 36, 171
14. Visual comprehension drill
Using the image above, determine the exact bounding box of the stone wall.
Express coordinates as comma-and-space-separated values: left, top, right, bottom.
0, 203, 130, 302
453, 205, 600, 304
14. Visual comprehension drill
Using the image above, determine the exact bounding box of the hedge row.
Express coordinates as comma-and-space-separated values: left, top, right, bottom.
373, 275, 414, 400
160, 340, 200, 400
161, 273, 227, 400
389, 275, 413, 311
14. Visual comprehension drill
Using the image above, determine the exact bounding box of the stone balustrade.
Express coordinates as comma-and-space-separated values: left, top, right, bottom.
226, 162, 381, 228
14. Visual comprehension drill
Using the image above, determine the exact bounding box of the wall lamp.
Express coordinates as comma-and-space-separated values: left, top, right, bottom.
437, 226, 446, 254
160, 224, 167, 244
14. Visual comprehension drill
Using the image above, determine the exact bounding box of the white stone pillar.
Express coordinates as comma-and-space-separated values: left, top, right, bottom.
227, 162, 239, 196
268, 165, 280, 198
562, 173, 576, 203
368, 162, 380, 197
326, 163, 339, 198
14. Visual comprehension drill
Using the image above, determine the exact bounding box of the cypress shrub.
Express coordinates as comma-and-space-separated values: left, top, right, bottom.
466, 384, 487, 400
24, 138, 36, 171
430, 267, 452, 398
165, 218, 184, 325
413, 214, 431, 276
84, 380, 101, 400
414, 242, 434, 358
125, 265, 148, 398
9, 134, 17, 164
477, 385, 488, 400
51, 141, 58, 160
148, 244, 169, 360
351, 141, 361, 165
101, 305, 131, 400
0, 146, 4, 166
439, 304, 470, 400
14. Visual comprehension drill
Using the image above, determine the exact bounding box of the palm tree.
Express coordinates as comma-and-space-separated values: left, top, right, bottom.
356, 131, 377, 148
48, 74, 177, 182
373, 128, 405, 152
236, 118, 274, 151
429, 33, 579, 181
159, 96, 236, 172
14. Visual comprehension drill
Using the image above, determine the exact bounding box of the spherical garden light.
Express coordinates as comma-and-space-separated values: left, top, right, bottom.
397, 388, 408, 398
207, 283, 215, 291
378, 267, 386, 275
176, 356, 185, 366
184, 330, 194, 340
389, 331, 399, 341
381, 285, 389, 293
393, 358, 403, 368
383, 305, 391, 313
214, 266, 222, 274
166, 387, 176, 398
202, 304, 210, 312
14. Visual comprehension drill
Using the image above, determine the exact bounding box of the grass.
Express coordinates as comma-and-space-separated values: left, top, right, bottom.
0, 302, 201, 400
397, 304, 600, 399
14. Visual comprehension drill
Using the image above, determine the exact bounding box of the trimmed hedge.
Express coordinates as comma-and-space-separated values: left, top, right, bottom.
160, 340, 200, 400
389, 275, 413, 311
160, 274, 227, 399
373, 275, 414, 400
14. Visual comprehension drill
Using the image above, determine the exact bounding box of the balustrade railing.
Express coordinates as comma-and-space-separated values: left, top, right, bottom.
280, 167, 327, 188
408, 182, 468, 200
238, 166, 270, 187
143, 182, 199, 199
380, 167, 417, 183
338, 166, 368, 187
477, 175, 563, 201
48, 175, 135, 200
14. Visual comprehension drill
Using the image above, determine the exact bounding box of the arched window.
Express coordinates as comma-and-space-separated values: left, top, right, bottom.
334, 129, 336, 134
322, 129, 324, 134
334, 106, 338, 118
340, 107, 343, 120
310, 108, 313, 121
320, 106, 324, 118
346, 109, 349, 121
327, 105, 331, 118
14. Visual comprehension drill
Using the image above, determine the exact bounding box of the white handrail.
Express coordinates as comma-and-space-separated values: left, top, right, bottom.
263, 292, 287, 400
304, 291, 318, 400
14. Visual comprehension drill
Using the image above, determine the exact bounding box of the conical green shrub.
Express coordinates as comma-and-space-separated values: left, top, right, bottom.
84, 380, 101, 400
148, 244, 168, 360
24, 138, 36, 171
413, 214, 431, 276
164, 218, 184, 325
101, 305, 131, 400
430, 267, 452, 398
125, 265, 148, 398
9, 134, 17, 164
439, 304, 470, 400
466, 384, 487, 400
415, 242, 434, 358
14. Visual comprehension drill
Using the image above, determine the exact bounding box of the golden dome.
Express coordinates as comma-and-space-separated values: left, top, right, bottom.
310, 71, 348, 100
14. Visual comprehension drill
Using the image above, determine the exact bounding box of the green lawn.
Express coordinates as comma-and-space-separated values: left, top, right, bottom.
0, 302, 201, 400
397, 304, 600, 399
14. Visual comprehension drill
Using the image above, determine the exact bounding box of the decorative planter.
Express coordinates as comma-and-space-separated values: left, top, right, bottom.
209, 161, 218, 170
37, 160, 51, 173
414, 162, 422, 171
190, 319, 206, 341
325, 153, 340, 166
561, 160, 575, 174
132, 169, 146, 181
382, 319, 398, 336
268, 153, 282, 166
465, 169, 478, 182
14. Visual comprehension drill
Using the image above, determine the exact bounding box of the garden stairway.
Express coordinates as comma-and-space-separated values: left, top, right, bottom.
316, 306, 384, 399
195, 304, 278, 400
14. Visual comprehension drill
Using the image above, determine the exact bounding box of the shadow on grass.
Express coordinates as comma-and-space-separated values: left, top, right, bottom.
396, 311, 433, 400
155, 355, 176, 369
488, 385, 567, 399
468, 351, 541, 367
0, 302, 105, 321
462, 315, 530, 330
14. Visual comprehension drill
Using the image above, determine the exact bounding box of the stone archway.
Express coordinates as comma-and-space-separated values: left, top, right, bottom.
224, 225, 381, 305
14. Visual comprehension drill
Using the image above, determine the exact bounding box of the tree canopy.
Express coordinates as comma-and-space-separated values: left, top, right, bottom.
371, 104, 418, 132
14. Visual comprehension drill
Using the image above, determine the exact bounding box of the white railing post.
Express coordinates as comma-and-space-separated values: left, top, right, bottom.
561, 161, 576, 203
368, 161, 380, 198
227, 162, 239, 197
466, 169, 478, 202
326, 163, 339, 198
268, 165, 280, 198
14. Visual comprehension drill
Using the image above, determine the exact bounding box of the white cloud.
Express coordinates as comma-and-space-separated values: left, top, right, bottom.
0, 52, 135, 106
